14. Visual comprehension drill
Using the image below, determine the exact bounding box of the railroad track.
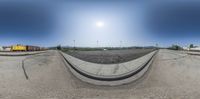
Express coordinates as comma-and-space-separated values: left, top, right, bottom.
0, 51, 46, 56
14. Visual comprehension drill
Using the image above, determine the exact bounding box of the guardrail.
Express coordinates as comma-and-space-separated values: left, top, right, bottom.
60, 50, 157, 86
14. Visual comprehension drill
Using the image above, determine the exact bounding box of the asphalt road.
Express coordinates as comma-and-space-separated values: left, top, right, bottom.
65, 49, 154, 64
0, 49, 200, 99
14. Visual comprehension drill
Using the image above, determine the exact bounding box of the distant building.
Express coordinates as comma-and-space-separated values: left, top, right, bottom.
183, 47, 189, 50
0, 46, 3, 51
190, 47, 200, 51
183, 46, 200, 51
3, 46, 11, 51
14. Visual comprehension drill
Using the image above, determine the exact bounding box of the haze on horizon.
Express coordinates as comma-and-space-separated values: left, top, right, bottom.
0, 0, 200, 47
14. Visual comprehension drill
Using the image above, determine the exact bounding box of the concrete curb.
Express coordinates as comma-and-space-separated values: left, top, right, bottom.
60, 50, 157, 86
0, 51, 46, 56
187, 51, 200, 56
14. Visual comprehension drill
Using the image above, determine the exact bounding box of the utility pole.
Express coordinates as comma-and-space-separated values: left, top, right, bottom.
120, 41, 122, 49
97, 40, 99, 48
73, 40, 75, 50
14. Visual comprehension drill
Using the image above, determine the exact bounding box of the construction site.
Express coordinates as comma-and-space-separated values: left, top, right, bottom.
1, 0, 200, 98
0, 48, 200, 99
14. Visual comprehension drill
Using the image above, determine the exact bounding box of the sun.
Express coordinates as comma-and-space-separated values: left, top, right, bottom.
96, 21, 104, 27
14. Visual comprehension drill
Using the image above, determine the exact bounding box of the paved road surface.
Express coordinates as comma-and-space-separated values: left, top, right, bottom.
0, 49, 200, 99
65, 49, 154, 64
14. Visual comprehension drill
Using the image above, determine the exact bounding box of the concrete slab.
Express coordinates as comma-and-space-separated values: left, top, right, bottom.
60, 50, 157, 85
61, 51, 156, 76
187, 51, 200, 56
1, 49, 200, 98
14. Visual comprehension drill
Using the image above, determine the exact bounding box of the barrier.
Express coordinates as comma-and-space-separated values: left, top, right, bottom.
60, 50, 157, 86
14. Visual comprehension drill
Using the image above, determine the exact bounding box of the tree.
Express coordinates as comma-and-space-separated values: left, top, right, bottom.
169, 44, 182, 50
189, 44, 194, 48
57, 45, 62, 50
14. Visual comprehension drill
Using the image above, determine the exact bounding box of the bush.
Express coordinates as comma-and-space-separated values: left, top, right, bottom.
57, 45, 62, 50
168, 45, 183, 50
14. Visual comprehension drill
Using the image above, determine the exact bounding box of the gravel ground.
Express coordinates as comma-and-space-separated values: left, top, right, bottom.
1, 49, 200, 99
65, 49, 155, 64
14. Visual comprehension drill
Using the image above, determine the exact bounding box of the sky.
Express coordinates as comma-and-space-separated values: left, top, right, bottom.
0, 0, 200, 47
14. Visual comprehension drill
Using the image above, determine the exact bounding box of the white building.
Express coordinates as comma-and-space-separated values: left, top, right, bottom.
4, 47, 11, 51
0, 46, 3, 51
183, 47, 189, 50
190, 47, 200, 51
183, 46, 200, 51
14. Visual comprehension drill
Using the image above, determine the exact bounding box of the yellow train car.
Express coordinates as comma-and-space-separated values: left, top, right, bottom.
11, 45, 27, 51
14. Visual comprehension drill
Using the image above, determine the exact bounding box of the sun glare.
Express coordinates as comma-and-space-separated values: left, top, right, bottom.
96, 21, 104, 27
